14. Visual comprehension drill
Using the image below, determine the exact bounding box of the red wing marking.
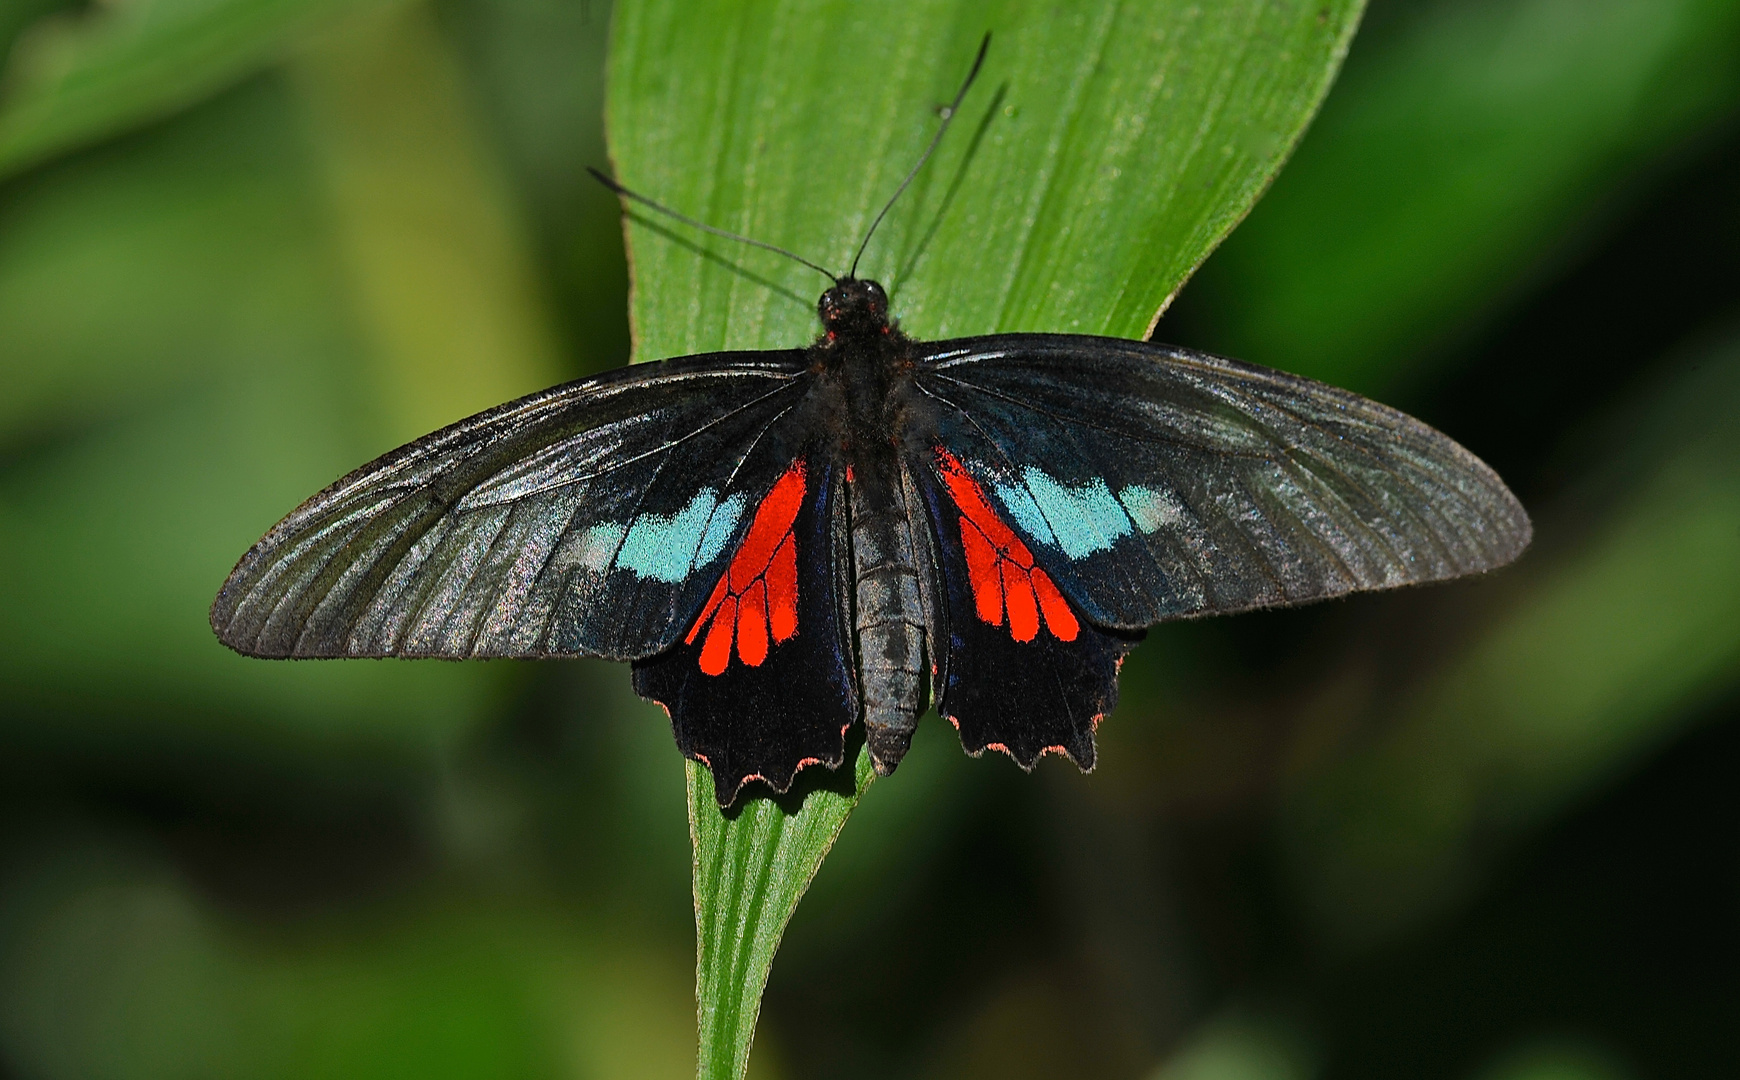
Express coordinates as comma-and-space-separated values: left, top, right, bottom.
686, 460, 807, 675
980, 741, 1071, 764
1031, 567, 1079, 639
935, 448, 1079, 643
768, 535, 798, 640
1002, 560, 1040, 642
737, 581, 769, 666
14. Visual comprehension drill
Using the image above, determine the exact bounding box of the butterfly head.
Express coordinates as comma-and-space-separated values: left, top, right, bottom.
818, 278, 889, 337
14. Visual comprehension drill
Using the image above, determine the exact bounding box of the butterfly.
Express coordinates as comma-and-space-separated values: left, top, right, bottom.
210, 38, 1531, 805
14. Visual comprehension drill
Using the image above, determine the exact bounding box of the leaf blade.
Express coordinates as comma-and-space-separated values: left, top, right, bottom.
609, 0, 1365, 362
688, 749, 875, 1080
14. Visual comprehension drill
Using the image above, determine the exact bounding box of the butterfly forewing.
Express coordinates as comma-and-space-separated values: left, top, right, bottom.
911, 334, 1532, 630
211, 351, 813, 660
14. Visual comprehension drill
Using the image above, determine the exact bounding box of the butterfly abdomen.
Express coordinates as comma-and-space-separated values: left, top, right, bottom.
847, 465, 930, 775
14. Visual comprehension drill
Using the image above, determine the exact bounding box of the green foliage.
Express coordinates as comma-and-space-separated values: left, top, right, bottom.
1289, 325, 1740, 944
1188, 0, 1740, 393
0, 3, 559, 743
606, 2, 1364, 1074
0, 0, 407, 179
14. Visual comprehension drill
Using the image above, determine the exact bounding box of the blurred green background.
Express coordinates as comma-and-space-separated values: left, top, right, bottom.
1, 0, 1738, 1077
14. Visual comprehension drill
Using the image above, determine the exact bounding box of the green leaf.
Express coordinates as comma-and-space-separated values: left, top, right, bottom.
610, 0, 1364, 362
0, 0, 406, 180
688, 748, 875, 1080
607, 2, 1366, 1076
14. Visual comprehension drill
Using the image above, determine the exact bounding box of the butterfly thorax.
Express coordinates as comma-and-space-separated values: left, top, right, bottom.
812, 277, 913, 463
810, 278, 932, 774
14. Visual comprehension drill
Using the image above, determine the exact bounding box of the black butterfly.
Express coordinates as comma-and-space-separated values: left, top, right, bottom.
210, 39, 1530, 805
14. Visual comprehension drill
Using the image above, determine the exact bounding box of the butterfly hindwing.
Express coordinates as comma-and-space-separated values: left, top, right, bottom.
632, 458, 859, 804
914, 447, 1134, 770
912, 334, 1532, 629
211, 351, 814, 660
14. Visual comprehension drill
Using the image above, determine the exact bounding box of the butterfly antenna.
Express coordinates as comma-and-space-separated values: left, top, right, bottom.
587, 167, 838, 282
848, 32, 991, 280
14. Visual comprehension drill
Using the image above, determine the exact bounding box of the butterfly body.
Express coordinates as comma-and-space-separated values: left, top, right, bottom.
816, 279, 939, 771
634, 276, 1012, 791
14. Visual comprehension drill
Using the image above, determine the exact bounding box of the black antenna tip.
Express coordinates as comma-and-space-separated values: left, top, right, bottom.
587, 166, 625, 194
